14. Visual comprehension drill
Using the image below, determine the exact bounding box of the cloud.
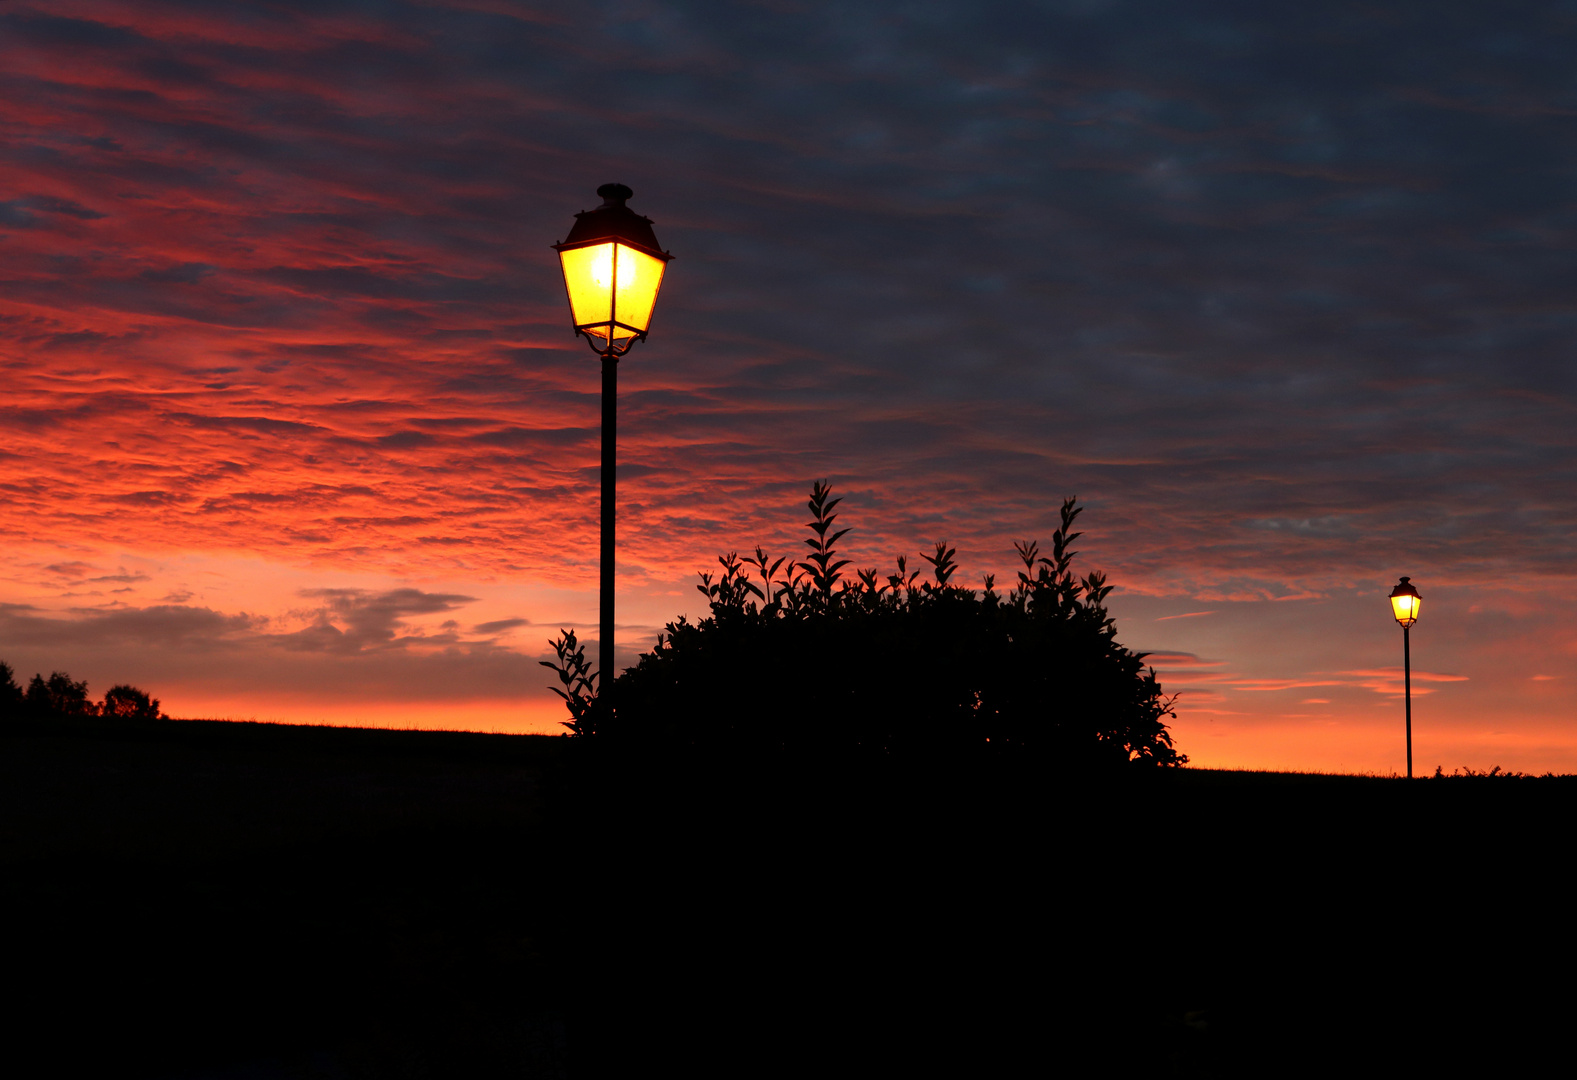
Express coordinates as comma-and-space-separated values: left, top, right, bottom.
1136, 642, 1474, 704
0, 602, 260, 649
1228, 678, 1349, 693
287, 588, 480, 652
0, 201, 40, 229
1338, 667, 1470, 698
0, 1, 1573, 755
8, 0, 1574, 590
0, 590, 554, 707
1144, 651, 1227, 668
475, 617, 530, 635
0, 587, 496, 658
89, 570, 150, 583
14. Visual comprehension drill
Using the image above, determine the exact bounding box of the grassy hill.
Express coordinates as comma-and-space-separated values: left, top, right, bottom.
2, 718, 1570, 1076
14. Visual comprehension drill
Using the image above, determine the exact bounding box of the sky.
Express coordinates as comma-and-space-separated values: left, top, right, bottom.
2, 0, 1575, 772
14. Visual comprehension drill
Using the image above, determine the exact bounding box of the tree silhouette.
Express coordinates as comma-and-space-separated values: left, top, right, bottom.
25, 671, 97, 718
0, 661, 22, 721
551, 482, 1185, 766
101, 684, 165, 721
1, 660, 170, 721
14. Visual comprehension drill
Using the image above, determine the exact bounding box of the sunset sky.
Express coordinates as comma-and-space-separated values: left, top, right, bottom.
2, 0, 1574, 772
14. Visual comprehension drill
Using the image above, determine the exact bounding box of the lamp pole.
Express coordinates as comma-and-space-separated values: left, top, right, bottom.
1388, 576, 1422, 779
1403, 620, 1412, 779
600, 350, 617, 680
553, 184, 673, 683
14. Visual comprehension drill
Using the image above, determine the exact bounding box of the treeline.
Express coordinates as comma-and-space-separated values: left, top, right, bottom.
545, 482, 1185, 766
0, 661, 165, 721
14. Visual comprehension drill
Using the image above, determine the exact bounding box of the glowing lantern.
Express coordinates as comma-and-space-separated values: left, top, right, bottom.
553, 183, 673, 356
1389, 576, 1421, 628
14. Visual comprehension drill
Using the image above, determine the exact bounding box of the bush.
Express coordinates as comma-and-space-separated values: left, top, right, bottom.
540, 629, 599, 738
547, 482, 1184, 766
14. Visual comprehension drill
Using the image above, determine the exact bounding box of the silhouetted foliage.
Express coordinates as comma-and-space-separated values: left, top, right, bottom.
0, 661, 22, 721
539, 628, 598, 737
101, 684, 166, 721
1, 661, 167, 721
1432, 765, 1545, 779
550, 482, 1184, 766
27, 671, 97, 718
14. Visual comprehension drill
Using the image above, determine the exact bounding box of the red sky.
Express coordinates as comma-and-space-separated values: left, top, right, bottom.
2, 0, 1575, 772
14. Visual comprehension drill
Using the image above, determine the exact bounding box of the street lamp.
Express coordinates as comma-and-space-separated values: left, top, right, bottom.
1388, 576, 1422, 778
554, 183, 673, 683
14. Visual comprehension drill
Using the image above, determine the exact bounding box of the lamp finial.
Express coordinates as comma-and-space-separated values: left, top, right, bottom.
597, 183, 633, 206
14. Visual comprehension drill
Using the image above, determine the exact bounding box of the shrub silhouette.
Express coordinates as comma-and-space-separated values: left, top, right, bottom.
539, 629, 598, 738
101, 684, 165, 721
548, 482, 1184, 766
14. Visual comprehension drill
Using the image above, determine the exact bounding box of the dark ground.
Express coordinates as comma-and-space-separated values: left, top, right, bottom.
2, 718, 1573, 1077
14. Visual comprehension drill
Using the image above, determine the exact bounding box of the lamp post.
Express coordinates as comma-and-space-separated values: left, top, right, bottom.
1388, 576, 1422, 778
553, 184, 673, 683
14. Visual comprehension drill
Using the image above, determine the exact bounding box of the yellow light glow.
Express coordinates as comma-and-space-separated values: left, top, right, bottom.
558, 241, 667, 346
1391, 592, 1420, 627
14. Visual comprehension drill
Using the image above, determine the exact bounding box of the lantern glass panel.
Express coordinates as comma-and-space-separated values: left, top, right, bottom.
609, 245, 666, 335
559, 243, 613, 332
1391, 593, 1420, 627
558, 242, 667, 345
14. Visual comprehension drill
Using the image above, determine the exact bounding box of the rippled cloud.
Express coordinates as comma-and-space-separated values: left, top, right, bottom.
1, 0, 1574, 760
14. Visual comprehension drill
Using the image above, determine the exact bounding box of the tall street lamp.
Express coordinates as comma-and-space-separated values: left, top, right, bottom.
1389, 576, 1422, 778
553, 183, 673, 683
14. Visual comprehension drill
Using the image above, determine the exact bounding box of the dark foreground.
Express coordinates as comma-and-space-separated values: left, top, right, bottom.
2, 719, 1573, 1077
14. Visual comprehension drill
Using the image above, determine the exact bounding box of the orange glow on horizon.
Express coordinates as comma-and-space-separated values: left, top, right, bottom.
163, 697, 570, 736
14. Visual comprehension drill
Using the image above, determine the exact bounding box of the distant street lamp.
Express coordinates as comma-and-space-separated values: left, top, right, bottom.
553, 183, 673, 683
1389, 576, 1422, 778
